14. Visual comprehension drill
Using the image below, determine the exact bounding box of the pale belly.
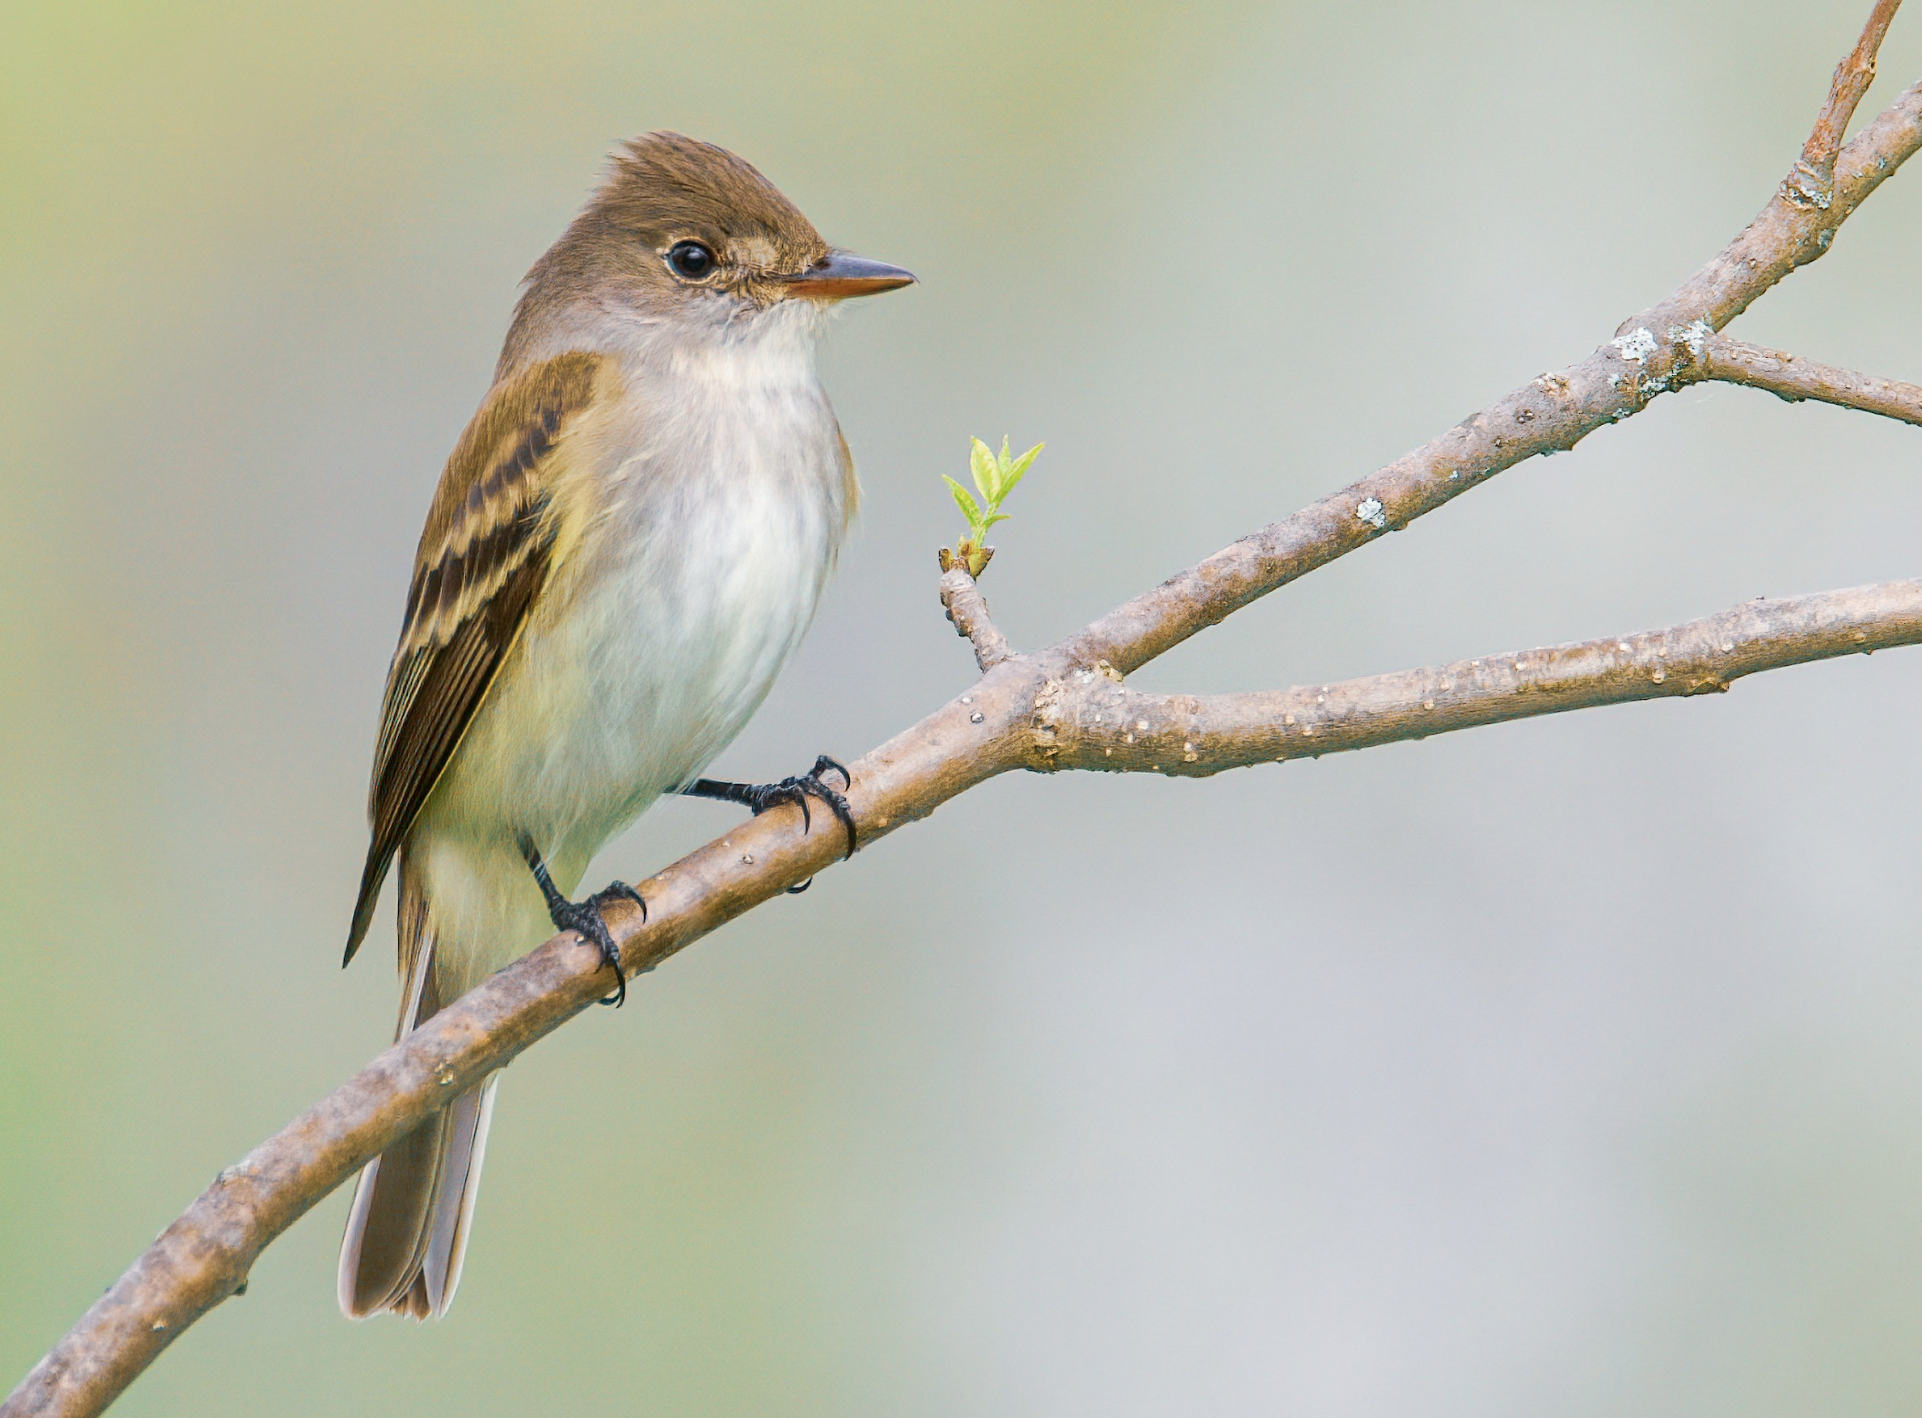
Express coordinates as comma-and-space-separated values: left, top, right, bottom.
426, 474, 838, 845
401, 325, 851, 987
406, 491, 837, 990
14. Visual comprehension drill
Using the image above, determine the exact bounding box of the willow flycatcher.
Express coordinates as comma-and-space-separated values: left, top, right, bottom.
336, 132, 913, 1319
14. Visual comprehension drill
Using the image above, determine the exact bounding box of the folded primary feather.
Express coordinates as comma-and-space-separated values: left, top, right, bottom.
343, 353, 605, 969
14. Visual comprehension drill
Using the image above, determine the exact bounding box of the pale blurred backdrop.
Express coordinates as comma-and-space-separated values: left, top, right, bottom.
5, 2, 1922, 1413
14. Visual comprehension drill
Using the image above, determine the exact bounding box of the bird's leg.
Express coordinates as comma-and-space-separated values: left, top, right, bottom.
681, 755, 856, 893
515, 834, 645, 1008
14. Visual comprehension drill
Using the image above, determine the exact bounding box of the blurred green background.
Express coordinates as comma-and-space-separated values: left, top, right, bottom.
5, 1, 1922, 1412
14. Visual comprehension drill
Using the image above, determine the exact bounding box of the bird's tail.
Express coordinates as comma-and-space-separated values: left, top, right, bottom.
337, 860, 498, 1319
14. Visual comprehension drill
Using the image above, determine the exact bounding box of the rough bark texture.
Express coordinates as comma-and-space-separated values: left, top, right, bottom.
1698, 334, 1922, 427
939, 565, 1014, 670
1788, 0, 1904, 203
7, 5, 1920, 1415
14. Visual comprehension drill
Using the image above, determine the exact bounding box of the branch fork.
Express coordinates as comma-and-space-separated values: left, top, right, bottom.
1786, 0, 1904, 207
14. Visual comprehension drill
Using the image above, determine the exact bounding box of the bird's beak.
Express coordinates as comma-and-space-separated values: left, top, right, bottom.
786, 251, 917, 300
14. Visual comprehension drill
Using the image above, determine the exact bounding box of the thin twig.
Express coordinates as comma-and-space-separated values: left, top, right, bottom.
938, 567, 1015, 670
1034, 582, 1922, 775
8, 11, 1922, 1417
1787, 0, 1905, 207
1697, 334, 1922, 427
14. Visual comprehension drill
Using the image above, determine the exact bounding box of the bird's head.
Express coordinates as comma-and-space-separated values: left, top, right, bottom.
514, 131, 913, 353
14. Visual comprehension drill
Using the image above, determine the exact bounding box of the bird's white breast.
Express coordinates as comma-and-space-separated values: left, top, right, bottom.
424, 313, 851, 883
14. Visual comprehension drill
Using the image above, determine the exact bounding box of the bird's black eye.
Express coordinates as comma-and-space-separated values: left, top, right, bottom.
666, 241, 715, 279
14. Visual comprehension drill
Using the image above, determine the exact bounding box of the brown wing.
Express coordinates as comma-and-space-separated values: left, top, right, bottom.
343, 352, 605, 966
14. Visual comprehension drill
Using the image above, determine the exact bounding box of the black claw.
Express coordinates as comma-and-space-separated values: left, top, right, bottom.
681, 754, 859, 861
599, 880, 648, 924
516, 833, 633, 1007
785, 877, 813, 895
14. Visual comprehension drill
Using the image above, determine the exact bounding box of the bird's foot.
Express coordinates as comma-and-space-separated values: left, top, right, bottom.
682, 755, 856, 889
516, 835, 645, 1008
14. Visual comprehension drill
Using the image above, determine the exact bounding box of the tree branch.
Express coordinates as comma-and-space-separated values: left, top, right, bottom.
938, 566, 1014, 670
1034, 582, 1922, 775
10, 9, 1922, 1417
1787, 0, 1904, 208
2, 681, 1029, 1418
1696, 334, 1922, 427
1061, 73, 1922, 678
